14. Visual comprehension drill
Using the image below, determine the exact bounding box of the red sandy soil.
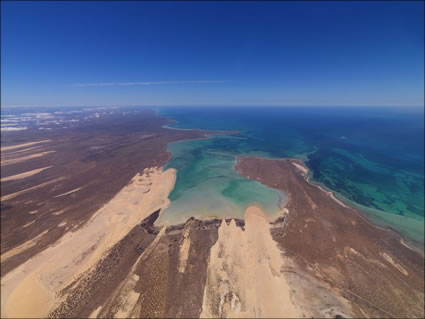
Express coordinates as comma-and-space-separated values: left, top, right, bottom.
235, 157, 424, 318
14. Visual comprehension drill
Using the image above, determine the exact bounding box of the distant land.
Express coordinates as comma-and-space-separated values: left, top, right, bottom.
0, 106, 423, 318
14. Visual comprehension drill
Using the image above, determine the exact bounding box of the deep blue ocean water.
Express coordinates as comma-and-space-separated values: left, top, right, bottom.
158, 106, 424, 246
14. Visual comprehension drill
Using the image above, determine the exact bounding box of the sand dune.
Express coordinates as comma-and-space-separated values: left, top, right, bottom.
0, 167, 176, 318
2, 146, 43, 155
201, 205, 300, 318
1, 166, 52, 182
1, 177, 65, 201
0, 230, 49, 263
54, 187, 82, 198
1, 140, 51, 152
1, 151, 55, 166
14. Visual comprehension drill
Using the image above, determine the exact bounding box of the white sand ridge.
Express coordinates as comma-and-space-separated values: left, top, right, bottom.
0, 167, 176, 318
201, 205, 301, 318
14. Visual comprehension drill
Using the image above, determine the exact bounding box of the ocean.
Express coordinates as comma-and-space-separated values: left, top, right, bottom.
157, 106, 424, 247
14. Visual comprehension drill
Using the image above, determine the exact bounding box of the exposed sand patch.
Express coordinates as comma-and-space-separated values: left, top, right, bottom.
290, 159, 349, 209
139, 225, 167, 260
115, 289, 140, 318
1, 140, 51, 152
52, 209, 66, 216
201, 205, 300, 318
1, 166, 52, 182
327, 191, 349, 208
58, 221, 67, 227
178, 225, 191, 273
1, 177, 65, 201
281, 256, 353, 318
4, 269, 52, 318
23, 220, 36, 228
89, 306, 102, 319
0, 167, 176, 318
113, 275, 141, 319
380, 252, 408, 276
292, 162, 308, 175
106, 226, 167, 318
1, 230, 49, 263
1, 151, 55, 166
28, 210, 38, 214
54, 187, 82, 198
309, 179, 349, 208
2, 145, 43, 155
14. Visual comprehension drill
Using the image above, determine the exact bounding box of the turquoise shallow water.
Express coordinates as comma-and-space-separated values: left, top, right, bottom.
157, 106, 424, 247
156, 135, 287, 225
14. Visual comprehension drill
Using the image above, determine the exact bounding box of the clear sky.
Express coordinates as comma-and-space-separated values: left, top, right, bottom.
1, 1, 424, 107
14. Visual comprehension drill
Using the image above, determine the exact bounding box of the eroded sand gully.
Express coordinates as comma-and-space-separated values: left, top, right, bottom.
201, 206, 301, 318
0, 167, 176, 318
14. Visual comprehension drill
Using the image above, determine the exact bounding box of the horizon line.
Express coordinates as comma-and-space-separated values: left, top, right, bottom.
2, 104, 424, 109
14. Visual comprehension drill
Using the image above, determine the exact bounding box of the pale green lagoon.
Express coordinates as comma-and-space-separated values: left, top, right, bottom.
156, 135, 287, 225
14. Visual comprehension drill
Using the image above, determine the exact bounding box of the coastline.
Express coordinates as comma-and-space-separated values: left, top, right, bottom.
160, 117, 423, 253
235, 156, 424, 318
1, 108, 423, 318
300, 160, 424, 253
238, 155, 423, 252
148, 112, 423, 254
304, 169, 425, 252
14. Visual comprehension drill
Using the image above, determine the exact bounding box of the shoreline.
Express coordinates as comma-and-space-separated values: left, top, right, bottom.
237, 155, 423, 252
234, 155, 424, 318
158, 111, 423, 253
1, 108, 423, 318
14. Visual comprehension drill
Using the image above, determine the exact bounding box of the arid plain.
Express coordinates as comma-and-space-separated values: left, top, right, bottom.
1, 109, 423, 318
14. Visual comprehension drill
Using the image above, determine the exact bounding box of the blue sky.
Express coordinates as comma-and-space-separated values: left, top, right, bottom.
1, 1, 424, 107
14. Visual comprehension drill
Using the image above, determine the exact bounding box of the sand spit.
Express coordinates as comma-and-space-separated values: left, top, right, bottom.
201, 206, 300, 318
1, 151, 55, 166
1, 140, 51, 152
1, 166, 52, 182
0, 167, 176, 318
